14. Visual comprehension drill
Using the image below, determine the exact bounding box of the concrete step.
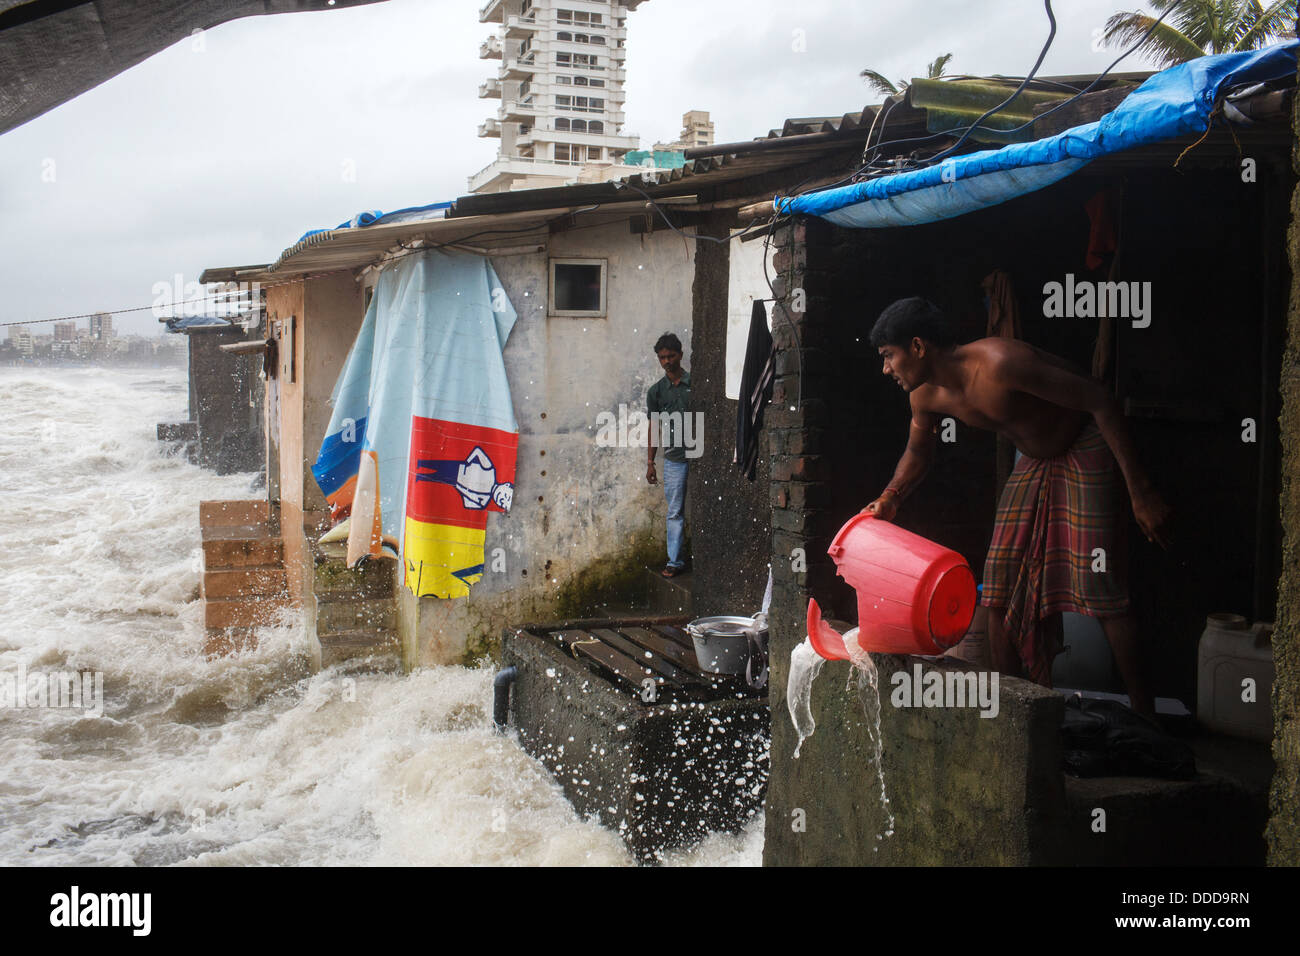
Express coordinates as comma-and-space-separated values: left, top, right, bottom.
204, 596, 292, 629
318, 628, 402, 671
200, 499, 268, 528
645, 567, 692, 615
313, 555, 396, 600
202, 566, 287, 600
202, 533, 284, 570
316, 598, 397, 634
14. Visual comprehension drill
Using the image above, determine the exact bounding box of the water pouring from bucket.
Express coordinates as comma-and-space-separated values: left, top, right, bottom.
806, 513, 977, 660
787, 513, 976, 841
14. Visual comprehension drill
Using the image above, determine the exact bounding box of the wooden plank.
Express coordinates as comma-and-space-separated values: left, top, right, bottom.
550, 628, 660, 693
619, 626, 701, 673
589, 628, 705, 687
650, 624, 697, 652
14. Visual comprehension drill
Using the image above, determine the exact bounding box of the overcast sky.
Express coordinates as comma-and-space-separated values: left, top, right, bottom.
0, 0, 1168, 336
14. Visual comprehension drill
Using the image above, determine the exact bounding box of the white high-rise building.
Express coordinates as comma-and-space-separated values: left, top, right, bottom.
471, 0, 649, 193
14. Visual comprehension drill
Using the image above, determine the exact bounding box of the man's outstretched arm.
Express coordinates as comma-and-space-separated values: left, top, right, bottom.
997, 347, 1172, 547
863, 401, 938, 520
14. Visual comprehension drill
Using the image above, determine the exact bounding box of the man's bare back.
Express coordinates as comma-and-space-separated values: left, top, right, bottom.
862, 296, 1169, 714
906, 338, 1089, 459
869, 327, 1170, 547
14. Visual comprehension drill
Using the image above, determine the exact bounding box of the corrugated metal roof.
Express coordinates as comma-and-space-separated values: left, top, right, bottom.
265, 200, 667, 276
247, 68, 1164, 280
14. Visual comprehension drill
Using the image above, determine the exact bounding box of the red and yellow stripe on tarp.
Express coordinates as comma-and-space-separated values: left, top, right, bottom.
403, 416, 518, 599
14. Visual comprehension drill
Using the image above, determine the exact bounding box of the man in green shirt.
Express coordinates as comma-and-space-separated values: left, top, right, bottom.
646, 332, 691, 577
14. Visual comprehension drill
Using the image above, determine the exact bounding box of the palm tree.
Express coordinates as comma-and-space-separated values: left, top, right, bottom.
1104, 0, 1296, 67
860, 53, 954, 97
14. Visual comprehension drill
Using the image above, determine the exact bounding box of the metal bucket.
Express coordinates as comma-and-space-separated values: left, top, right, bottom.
687, 615, 769, 689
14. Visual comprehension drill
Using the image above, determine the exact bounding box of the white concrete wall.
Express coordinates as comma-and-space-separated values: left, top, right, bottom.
410, 220, 695, 665
725, 234, 773, 399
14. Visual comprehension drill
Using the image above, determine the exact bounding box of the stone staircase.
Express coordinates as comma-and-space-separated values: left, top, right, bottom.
310, 544, 402, 671
199, 500, 290, 656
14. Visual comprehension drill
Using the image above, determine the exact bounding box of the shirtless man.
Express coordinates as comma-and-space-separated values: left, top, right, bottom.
862, 297, 1171, 715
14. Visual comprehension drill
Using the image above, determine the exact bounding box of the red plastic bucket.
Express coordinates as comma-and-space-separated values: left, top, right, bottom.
806, 513, 977, 659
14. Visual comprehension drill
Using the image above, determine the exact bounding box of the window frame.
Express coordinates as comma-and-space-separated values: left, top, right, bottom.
548, 257, 608, 318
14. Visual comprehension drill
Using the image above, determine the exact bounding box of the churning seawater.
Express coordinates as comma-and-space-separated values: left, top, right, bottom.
0, 366, 761, 866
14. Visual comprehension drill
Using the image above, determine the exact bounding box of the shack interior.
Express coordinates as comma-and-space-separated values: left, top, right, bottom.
743, 118, 1291, 865
803, 154, 1288, 708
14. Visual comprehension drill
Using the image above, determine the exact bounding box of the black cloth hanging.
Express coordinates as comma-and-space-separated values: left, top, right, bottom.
735, 300, 775, 481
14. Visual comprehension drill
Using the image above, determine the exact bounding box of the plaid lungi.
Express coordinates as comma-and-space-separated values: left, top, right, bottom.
980, 420, 1129, 684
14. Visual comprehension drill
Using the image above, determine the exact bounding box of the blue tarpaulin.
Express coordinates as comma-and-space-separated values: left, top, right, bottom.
296, 201, 453, 243
775, 41, 1299, 229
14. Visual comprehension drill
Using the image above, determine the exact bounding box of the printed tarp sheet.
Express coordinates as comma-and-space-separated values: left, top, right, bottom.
312, 250, 518, 599
775, 41, 1299, 229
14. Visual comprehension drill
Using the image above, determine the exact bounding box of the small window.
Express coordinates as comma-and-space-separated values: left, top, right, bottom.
588, 120, 603, 134
550, 259, 607, 317
573, 75, 588, 86
588, 78, 604, 88
557, 31, 571, 40
555, 94, 571, 106
555, 118, 570, 131
571, 119, 587, 132
555, 75, 572, 85
590, 35, 605, 45
556, 52, 571, 65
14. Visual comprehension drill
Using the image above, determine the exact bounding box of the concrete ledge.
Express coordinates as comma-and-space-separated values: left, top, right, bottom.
503, 626, 769, 863
318, 629, 402, 670
316, 598, 397, 633
766, 652, 1065, 866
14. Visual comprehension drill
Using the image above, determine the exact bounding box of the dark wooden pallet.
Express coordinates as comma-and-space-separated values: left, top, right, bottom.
522, 618, 764, 703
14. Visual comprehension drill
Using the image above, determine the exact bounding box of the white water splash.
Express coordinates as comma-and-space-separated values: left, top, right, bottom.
842, 630, 894, 842
787, 625, 894, 841
786, 637, 826, 758
0, 367, 760, 867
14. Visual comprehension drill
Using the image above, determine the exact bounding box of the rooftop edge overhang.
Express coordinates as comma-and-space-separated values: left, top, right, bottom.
0, 0, 394, 135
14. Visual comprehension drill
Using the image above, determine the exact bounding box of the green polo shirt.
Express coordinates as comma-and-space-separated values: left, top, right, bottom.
647, 370, 691, 463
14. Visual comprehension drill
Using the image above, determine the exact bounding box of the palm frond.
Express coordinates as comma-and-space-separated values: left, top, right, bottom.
1232, 0, 1297, 49
859, 69, 900, 96
926, 53, 954, 78
1104, 11, 1207, 65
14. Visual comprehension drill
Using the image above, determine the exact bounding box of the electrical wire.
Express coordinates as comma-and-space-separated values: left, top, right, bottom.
926, 0, 1059, 165
792, 0, 1180, 195
751, 0, 1177, 409
4, 194, 780, 331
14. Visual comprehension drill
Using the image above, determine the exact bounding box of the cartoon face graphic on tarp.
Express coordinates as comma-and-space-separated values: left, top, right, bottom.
405, 426, 517, 598
311, 249, 519, 600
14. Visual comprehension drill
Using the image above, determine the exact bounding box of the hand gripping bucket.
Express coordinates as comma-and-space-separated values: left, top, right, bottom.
806, 513, 977, 660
